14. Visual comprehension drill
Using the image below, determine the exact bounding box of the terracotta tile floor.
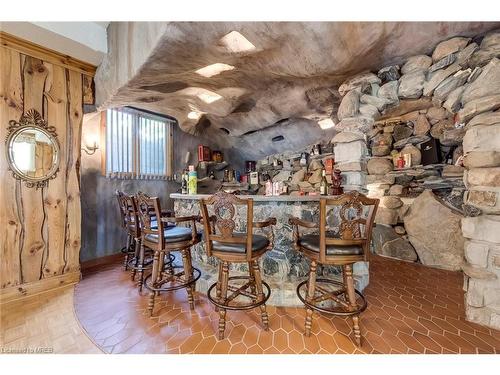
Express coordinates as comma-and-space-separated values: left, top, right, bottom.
74, 255, 500, 354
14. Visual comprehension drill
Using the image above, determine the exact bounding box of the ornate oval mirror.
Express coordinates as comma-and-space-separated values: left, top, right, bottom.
5, 109, 60, 188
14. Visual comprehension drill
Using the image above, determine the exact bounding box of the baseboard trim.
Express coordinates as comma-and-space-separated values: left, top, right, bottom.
0, 271, 81, 305
81, 253, 124, 273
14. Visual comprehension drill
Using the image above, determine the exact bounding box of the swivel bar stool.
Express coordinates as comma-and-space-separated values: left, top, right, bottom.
135, 191, 201, 317
289, 191, 379, 347
199, 191, 276, 340
116, 190, 135, 271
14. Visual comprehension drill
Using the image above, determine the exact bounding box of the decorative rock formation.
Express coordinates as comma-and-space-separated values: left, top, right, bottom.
338, 90, 360, 120
401, 55, 432, 74
393, 124, 413, 141
377, 65, 400, 82
380, 238, 418, 262
371, 224, 399, 254
463, 124, 500, 153
404, 190, 465, 271
375, 207, 399, 225
400, 144, 422, 165
338, 72, 381, 96
461, 58, 500, 103
432, 37, 471, 62
378, 81, 399, 102
398, 71, 426, 98
414, 114, 431, 135
367, 158, 393, 175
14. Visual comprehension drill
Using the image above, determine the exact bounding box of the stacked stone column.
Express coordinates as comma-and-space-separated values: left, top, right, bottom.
332, 128, 370, 290
461, 115, 500, 330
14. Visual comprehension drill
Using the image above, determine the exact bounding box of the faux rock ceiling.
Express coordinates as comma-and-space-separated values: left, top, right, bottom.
95, 22, 500, 159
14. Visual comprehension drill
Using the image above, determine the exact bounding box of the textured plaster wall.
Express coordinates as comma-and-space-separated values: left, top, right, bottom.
80, 112, 221, 262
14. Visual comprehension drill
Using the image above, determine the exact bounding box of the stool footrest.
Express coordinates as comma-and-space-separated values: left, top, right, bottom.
297, 278, 367, 316
144, 266, 201, 293
207, 276, 271, 311
127, 252, 173, 271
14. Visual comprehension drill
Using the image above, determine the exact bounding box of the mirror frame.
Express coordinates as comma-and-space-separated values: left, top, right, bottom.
5, 109, 60, 189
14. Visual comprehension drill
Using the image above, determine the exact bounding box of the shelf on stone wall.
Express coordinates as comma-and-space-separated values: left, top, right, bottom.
386, 163, 449, 173
197, 161, 229, 171
309, 152, 334, 160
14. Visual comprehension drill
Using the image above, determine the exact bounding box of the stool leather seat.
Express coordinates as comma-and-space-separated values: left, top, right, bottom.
298, 234, 363, 256
144, 226, 200, 243
212, 233, 269, 254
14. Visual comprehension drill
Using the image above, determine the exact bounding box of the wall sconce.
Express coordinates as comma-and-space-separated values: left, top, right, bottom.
82, 141, 99, 155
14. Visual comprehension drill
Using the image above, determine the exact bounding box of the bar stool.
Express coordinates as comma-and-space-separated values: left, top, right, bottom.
199, 191, 276, 340
116, 190, 135, 270
289, 191, 379, 347
135, 191, 201, 317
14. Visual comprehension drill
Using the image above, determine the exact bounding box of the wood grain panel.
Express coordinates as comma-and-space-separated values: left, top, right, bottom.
0, 47, 23, 288
64, 69, 83, 274
0, 39, 85, 302
42, 63, 68, 277
19, 56, 48, 283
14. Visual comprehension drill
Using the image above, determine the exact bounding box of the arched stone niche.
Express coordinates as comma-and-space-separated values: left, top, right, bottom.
333, 30, 500, 330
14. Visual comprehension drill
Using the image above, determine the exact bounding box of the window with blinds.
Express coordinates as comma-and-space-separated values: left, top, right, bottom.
104, 107, 174, 179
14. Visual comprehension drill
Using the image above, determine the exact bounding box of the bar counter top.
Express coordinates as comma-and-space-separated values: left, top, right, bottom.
170, 193, 340, 202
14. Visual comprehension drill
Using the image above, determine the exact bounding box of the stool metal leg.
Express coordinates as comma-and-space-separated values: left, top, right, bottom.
218, 261, 229, 340
304, 260, 317, 337
344, 264, 362, 347
252, 260, 269, 330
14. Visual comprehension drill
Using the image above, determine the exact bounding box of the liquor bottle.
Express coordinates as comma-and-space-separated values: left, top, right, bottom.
320, 169, 328, 196
181, 170, 188, 194
188, 165, 197, 195
299, 152, 307, 167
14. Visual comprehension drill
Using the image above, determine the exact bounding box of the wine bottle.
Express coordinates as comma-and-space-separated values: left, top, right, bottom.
320, 169, 328, 196
181, 170, 188, 194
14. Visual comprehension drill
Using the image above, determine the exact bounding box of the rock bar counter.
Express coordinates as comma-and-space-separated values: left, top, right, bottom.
171, 193, 369, 306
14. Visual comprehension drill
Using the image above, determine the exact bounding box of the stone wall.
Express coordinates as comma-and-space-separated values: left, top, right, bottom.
332, 29, 500, 329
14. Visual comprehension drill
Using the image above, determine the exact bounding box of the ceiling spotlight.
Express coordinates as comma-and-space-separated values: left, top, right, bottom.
198, 92, 222, 104
196, 63, 235, 78
218, 31, 256, 53
318, 118, 335, 129
179, 87, 223, 104
188, 111, 202, 120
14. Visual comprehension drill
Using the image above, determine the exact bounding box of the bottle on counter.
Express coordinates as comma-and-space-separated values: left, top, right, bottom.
299, 152, 308, 167
320, 169, 328, 196
181, 169, 188, 194
188, 165, 197, 195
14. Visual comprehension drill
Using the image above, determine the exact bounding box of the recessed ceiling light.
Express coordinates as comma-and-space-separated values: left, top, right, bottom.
188, 111, 202, 120
196, 63, 235, 78
198, 92, 222, 104
179, 87, 223, 104
219, 31, 256, 53
318, 118, 335, 129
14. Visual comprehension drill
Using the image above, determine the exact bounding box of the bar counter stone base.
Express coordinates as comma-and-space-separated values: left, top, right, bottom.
173, 194, 369, 306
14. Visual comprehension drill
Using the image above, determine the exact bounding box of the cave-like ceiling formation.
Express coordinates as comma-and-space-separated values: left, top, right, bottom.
95, 22, 500, 158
